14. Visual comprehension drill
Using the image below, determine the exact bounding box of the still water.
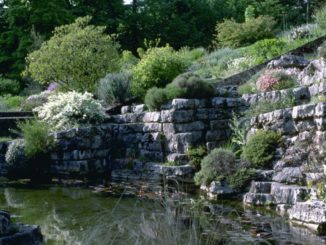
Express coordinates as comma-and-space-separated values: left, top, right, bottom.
0, 184, 325, 245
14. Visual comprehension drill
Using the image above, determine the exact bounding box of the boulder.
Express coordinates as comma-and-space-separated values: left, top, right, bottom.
267, 55, 309, 69
272, 167, 305, 185
271, 182, 309, 205
299, 59, 326, 86
288, 201, 326, 235
243, 193, 274, 206
201, 181, 235, 199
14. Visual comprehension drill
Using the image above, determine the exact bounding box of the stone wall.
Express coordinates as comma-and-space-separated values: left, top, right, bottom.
49, 97, 246, 177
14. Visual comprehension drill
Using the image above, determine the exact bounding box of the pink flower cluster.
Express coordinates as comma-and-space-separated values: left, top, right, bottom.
256, 69, 297, 92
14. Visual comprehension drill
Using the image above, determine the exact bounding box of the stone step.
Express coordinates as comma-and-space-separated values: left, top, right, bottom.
243, 193, 274, 206
249, 181, 272, 194
271, 182, 310, 205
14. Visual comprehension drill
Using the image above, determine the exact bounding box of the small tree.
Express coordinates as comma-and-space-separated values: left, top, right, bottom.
23, 16, 121, 92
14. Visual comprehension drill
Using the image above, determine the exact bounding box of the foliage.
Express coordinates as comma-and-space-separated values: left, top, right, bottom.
256, 69, 296, 92
229, 115, 247, 156
215, 16, 276, 48
23, 16, 120, 92
187, 145, 207, 170
97, 72, 132, 106
164, 161, 179, 166
242, 130, 281, 168
131, 46, 188, 98
5, 139, 27, 169
21, 91, 51, 111
289, 24, 317, 41
34, 91, 107, 131
177, 47, 206, 65
120, 51, 139, 71
0, 137, 13, 142
144, 87, 168, 111
194, 148, 236, 186
245, 5, 255, 22
247, 39, 286, 64
0, 77, 21, 95
314, 3, 326, 30
245, 96, 296, 118
18, 120, 55, 158
228, 168, 256, 191
226, 56, 256, 75
318, 42, 326, 59
144, 73, 215, 111
0, 95, 25, 111
190, 48, 244, 79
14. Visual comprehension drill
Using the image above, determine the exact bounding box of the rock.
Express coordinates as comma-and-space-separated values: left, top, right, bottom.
0, 211, 10, 235
132, 104, 147, 114
249, 182, 272, 194
276, 204, 291, 216
121, 106, 131, 114
299, 58, 326, 86
272, 167, 305, 185
243, 193, 274, 206
201, 181, 235, 199
156, 164, 195, 183
288, 201, 326, 235
292, 104, 315, 119
271, 182, 309, 205
267, 55, 309, 69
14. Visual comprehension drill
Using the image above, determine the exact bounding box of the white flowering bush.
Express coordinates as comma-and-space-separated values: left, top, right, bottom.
34, 91, 108, 131
227, 56, 256, 74
289, 24, 317, 40
21, 91, 51, 111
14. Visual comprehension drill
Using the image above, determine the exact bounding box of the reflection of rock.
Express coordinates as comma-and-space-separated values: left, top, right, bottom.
0, 210, 43, 244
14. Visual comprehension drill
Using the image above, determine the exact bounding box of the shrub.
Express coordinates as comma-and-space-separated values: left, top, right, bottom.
144, 87, 168, 111
132, 46, 188, 98
23, 16, 120, 92
0, 77, 21, 96
318, 42, 326, 59
97, 72, 133, 106
256, 69, 296, 92
144, 73, 215, 111
190, 48, 243, 79
228, 168, 256, 191
289, 24, 317, 40
0, 96, 25, 111
120, 50, 139, 71
177, 47, 206, 65
226, 56, 256, 75
242, 130, 281, 168
194, 148, 236, 186
216, 16, 276, 48
187, 145, 207, 170
21, 91, 51, 111
248, 39, 286, 64
5, 139, 27, 168
245, 96, 296, 118
34, 91, 108, 131
18, 120, 55, 158
314, 4, 326, 30
165, 73, 215, 99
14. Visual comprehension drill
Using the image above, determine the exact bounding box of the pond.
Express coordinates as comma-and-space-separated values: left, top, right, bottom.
0, 182, 325, 245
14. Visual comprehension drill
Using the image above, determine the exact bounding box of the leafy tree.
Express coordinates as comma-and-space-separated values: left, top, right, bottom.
23, 16, 121, 92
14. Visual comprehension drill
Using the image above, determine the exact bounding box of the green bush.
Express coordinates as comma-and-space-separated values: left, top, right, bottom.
247, 39, 286, 64
245, 96, 296, 118
18, 120, 55, 158
132, 46, 188, 98
97, 72, 132, 106
166, 73, 215, 99
314, 4, 326, 30
187, 145, 207, 170
228, 168, 256, 191
144, 87, 168, 111
144, 73, 215, 111
194, 148, 236, 186
216, 16, 276, 48
0, 77, 21, 96
23, 16, 120, 92
0, 95, 25, 111
242, 130, 281, 168
177, 47, 206, 65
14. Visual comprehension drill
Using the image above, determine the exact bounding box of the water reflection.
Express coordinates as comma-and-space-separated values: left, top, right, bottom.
0, 186, 325, 245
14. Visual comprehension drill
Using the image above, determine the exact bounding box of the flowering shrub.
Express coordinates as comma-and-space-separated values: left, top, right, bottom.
227, 56, 256, 74
21, 91, 51, 111
34, 91, 108, 131
256, 69, 296, 92
289, 24, 317, 40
